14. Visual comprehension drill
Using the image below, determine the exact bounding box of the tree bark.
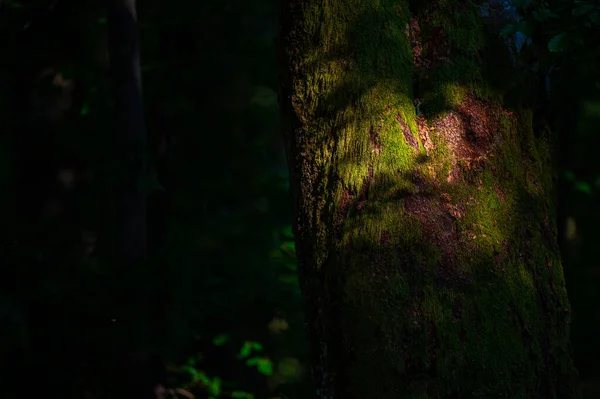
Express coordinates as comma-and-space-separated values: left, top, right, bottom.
107, 0, 147, 262
278, 0, 581, 398
106, 1, 154, 398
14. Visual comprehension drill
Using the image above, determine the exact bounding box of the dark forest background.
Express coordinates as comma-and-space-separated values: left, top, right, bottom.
0, 0, 599, 397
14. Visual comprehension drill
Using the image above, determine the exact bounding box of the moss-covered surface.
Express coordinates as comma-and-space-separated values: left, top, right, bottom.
278, 0, 581, 397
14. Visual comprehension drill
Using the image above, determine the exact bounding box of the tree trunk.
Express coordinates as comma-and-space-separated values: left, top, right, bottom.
278, 0, 581, 398
106, 1, 154, 397
107, 0, 146, 261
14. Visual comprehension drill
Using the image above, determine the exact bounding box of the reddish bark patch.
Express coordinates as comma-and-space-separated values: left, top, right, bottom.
426, 26, 451, 66
430, 94, 508, 185
404, 195, 457, 257
397, 115, 419, 150
494, 185, 506, 203
416, 115, 434, 155
407, 17, 424, 68
404, 193, 472, 286
408, 17, 451, 71
457, 96, 499, 153
380, 230, 391, 245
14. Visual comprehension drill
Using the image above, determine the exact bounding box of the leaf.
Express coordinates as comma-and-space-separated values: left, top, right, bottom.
232, 392, 254, 399
282, 225, 294, 238
575, 181, 592, 194
278, 274, 298, 284
212, 334, 229, 346
277, 357, 301, 377
563, 170, 575, 181
256, 358, 273, 375
246, 357, 273, 375
573, 5, 594, 17
206, 377, 221, 396
515, 32, 527, 52
80, 102, 90, 116
238, 341, 263, 359
280, 240, 295, 254
548, 33, 568, 53
500, 23, 518, 38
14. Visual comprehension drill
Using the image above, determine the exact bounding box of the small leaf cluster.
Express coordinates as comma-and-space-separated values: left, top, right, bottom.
502, 0, 600, 87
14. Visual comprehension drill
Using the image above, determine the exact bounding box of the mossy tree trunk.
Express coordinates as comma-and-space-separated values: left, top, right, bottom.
278, 0, 581, 398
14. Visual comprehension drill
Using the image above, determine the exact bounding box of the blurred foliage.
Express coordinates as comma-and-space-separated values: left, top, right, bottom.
501, 0, 600, 85
0, 0, 308, 398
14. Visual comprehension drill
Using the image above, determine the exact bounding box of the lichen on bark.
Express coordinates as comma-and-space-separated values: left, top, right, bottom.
278, 0, 581, 397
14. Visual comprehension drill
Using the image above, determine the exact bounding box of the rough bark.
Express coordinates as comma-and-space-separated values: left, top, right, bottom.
278, 0, 581, 398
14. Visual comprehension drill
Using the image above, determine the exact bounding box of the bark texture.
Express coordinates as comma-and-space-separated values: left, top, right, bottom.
278, 0, 581, 398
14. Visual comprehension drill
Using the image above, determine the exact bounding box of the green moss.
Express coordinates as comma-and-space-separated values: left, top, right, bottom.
282, 0, 579, 396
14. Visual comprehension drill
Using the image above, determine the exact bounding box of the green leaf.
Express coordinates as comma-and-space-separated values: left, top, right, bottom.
563, 170, 575, 181
212, 334, 229, 346
281, 240, 295, 253
80, 102, 90, 116
277, 357, 302, 377
238, 341, 263, 359
575, 181, 592, 194
246, 357, 273, 375
548, 33, 568, 52
232, 392, 254, 399
256, 359, 273, 375
278, 274, 298, 284
282, 225, 294, 238
500, 23, 518, 38
206, 377, 221, 396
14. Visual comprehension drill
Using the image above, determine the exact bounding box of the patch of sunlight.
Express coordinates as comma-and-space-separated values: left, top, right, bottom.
440, 82, 467, 108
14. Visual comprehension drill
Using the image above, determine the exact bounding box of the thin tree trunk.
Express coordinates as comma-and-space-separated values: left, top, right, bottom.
107, 1, 146, 262
106, 1, 153, 397
278, 0, 581, 398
